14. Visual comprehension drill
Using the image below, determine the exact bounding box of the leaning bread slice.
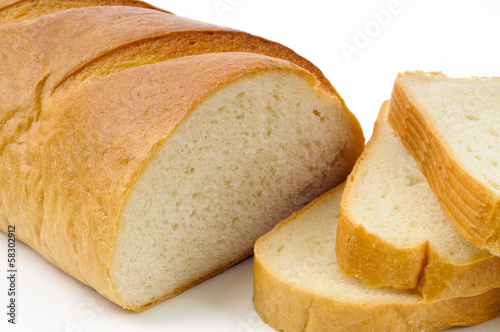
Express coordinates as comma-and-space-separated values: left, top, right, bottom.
254, 183, 500, 332
336, 101, 500, 302
389, 72, 500, 255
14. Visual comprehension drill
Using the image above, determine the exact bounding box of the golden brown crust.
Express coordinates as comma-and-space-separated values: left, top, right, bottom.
0, 0, 171, 25
52, 30, 337, 99
0, 3, 337, 98
0, 0, 20, 6
0, 4, 338, 102
336, 101, 500, 302
254, 185, 500, 332
336, 206, 428, 289
388, 72, 500, 255
420, 246, 500, 302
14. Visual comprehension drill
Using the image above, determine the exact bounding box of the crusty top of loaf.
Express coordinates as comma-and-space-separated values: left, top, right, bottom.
0, 0, 170, 24
0, 5, 336, 99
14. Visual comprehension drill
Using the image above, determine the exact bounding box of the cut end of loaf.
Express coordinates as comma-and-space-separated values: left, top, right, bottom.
111, 69, 363, 310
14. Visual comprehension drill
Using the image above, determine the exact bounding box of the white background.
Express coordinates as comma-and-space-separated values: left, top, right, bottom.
2, 0, 500, 331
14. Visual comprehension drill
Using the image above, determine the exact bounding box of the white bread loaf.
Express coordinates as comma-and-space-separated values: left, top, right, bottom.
253, 183, 500, 332
0, 4, 364, 311
389, 72, 500, 255
336, 101, 500, 302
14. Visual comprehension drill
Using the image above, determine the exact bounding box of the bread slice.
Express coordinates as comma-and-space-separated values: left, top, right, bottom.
336, 101, 500, 302
0, 0, 170, 25
388, 72, 500, 255
254, 183, 500, 332
2, 51, 363, 311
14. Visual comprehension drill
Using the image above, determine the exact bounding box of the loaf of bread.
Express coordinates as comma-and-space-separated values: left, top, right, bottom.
336, 101, 500, 302
389, 72, 500, 255
254, 183, 500, 332
0, 2, 364, 311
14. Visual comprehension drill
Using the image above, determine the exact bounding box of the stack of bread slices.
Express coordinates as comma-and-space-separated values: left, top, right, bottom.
254, 72, 500, 331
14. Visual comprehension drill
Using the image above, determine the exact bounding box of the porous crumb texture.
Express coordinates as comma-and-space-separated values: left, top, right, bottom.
254, 185, 500, 332
389, 72, 500, 255
397, 74, 500, 192
113, 70, 359, 306
337, 101, 500, 301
